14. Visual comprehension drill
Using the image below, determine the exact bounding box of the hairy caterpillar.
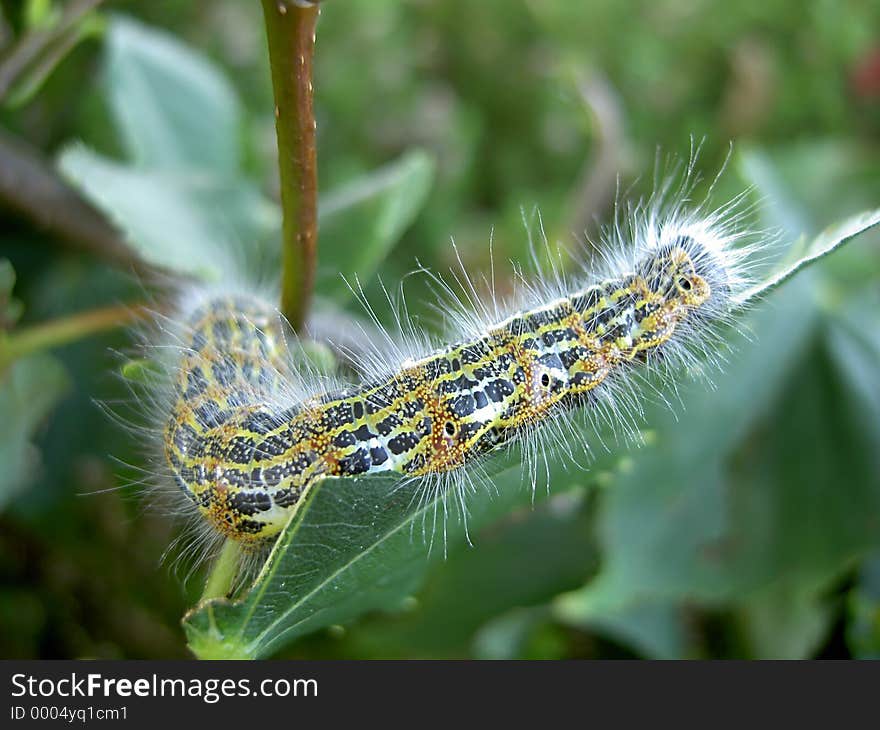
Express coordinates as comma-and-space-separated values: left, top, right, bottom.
146, 169, 760, 559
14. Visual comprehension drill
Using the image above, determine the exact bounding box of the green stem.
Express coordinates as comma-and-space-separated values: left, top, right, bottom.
261, 0, 321, 331
0, 303, 147, 370
201, 540, 241, 601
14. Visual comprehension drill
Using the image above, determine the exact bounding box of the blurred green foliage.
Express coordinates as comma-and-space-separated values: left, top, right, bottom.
1, 0, 879, 659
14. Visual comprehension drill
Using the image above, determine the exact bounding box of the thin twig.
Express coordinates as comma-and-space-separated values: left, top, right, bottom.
567, 71, 628, 241
0, 2, 148, 273
0, 128, 146, 272
0, 0, 106, 102
0, 302, 149, 370
261, 0, 320, 331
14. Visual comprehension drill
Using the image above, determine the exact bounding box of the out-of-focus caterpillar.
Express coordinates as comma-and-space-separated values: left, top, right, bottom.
146, 168, 761, 557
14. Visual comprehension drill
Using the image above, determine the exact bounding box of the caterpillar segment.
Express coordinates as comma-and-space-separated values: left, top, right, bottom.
164, 238, 713, 547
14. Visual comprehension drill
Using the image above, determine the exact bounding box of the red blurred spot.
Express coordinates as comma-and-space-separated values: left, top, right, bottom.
852, 47, 880, 98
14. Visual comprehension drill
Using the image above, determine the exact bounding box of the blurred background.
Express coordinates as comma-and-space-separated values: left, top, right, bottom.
1, 0, 879, 659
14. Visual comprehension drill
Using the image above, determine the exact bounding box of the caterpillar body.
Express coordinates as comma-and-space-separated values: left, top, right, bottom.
158, 195, 754, 552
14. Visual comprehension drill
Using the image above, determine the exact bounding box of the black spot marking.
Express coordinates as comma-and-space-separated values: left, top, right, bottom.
211, 359, 237, 388
323, 402, 355, 428
172, 423, 200, 454
376, 414, 403, 437
560, 346, 586, 369
225, 389, 251, 408
235, 519, 265, 535
525, 309, 556, 329
352, 423, 377, 442
571, 371, 599, 387
570, 288, 601, 314
401, 398, 425, 419
388, 431, 421, 455
226, 435, 256, 464
438, 373, 480, 395
538, 352, 565, 371
449, 393, 476, 418
261, 452, 314, 484
241, 410, 280, 435
193, 402, 232, 430
273, 487, 302, 508
424, 358, 453, 380
339, 447, 370, 476
403, 453, 426, 473
458, 421, 484, 441
634, 302, 658, 324
484, 379, 515, 403
333, 430, 357, 448
185, 368, 209, 399
211, 319, 231, 342
459, 343, 489, 365
254, 432, 294, 459
191, 330, 207, 352
505, 317, 528, 337
474, 389, 489, 409
231, 490, 272, 516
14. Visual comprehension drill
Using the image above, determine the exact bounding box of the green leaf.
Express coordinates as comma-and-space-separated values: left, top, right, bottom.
472, 608, 549, 660
847, 551, 880, 659
555, 208, 880, 657
120, 357, 162, 384
0, 353, 70, 511
735, 207, 880, 307
738, 147, 812, 238
318, 150, 435, 299
58, 145, 280, 279
553, 264, 818, 654
472, 607, 574, 660
4, 11, 105, 109
0, 259, 24, 329
824, 289, 880, 453
185, 199, 879, 658
572, 600, 691, 660
739, 142, 880, 232
104, 16, 242, 172
407, 491, 594, 655
328, 490, 598, 658
554, 270, 820, 627
183, 475, 433, 659
729, 321, 880, 657
734, 583, 832, 660
183, 439, 612, 659
24, 0, 58, 29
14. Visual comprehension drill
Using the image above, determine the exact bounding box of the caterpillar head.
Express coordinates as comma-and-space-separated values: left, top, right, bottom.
640, 238, 711, 313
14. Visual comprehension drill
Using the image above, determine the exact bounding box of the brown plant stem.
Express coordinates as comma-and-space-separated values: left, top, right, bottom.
0, 303, 149, 370
0, 128, 144, 272
261, 0, 320, 331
